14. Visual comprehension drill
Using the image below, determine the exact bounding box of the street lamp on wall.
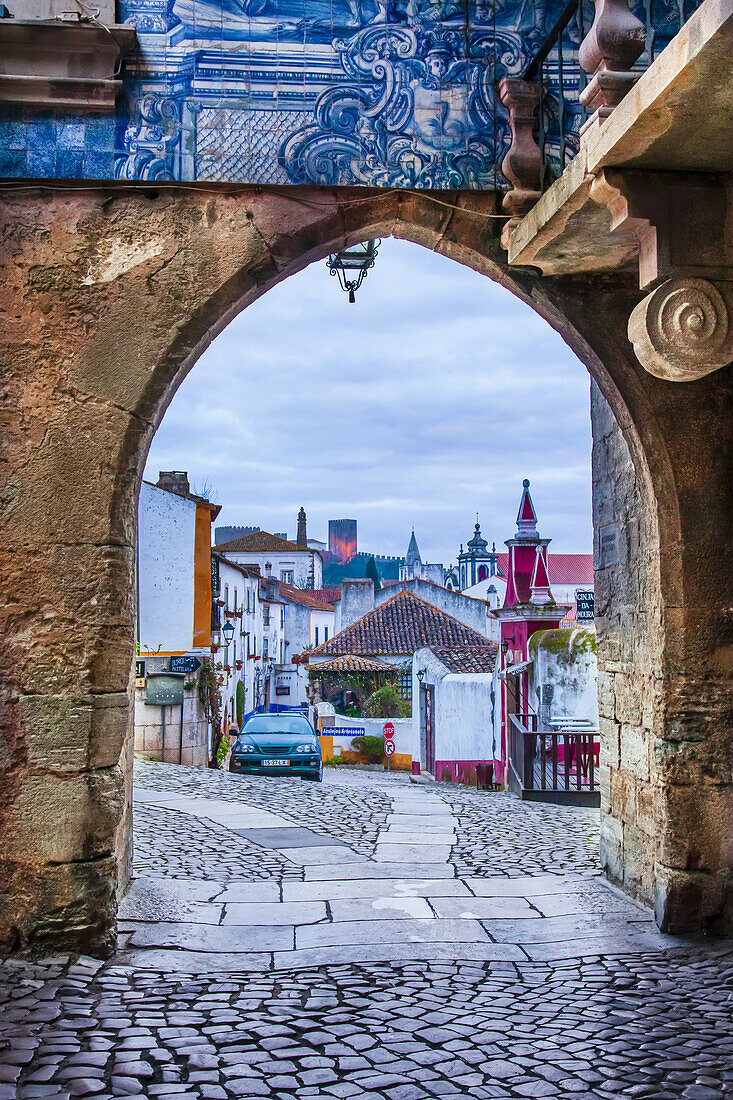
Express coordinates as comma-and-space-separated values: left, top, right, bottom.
416, 667, 427, 684
500, 636, 515, 658
222, 621, 235, 648
326, 240, 380, 303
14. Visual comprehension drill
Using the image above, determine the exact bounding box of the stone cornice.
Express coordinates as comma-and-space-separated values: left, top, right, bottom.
0, 19, 137, 110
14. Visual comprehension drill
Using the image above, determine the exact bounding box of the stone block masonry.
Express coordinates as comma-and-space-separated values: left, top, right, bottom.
0, 184, 731, 952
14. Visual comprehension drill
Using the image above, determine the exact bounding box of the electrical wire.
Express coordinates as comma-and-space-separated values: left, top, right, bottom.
0, 181, 511, 217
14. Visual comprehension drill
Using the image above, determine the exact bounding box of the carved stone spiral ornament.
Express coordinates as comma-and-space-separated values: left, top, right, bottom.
628, 277, 733, 382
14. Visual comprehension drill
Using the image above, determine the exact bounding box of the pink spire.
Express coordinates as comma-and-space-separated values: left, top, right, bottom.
530, 545, 554, 605
516, 478, 539, 538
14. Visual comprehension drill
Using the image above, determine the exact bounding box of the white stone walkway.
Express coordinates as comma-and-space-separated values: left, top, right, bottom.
120, 778, 688, 973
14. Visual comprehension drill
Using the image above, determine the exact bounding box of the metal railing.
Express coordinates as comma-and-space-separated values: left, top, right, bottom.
521, 0, 705, 187
508, 712, 600, 796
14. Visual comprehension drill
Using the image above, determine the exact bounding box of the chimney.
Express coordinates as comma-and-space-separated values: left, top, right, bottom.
265, 561, 272, 577
297, 507, 307, 549
157, 471, 190, 497
340, 578, 374, 630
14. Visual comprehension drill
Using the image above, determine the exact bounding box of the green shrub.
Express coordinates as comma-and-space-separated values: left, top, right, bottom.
236, 680, 245, 728
351, 735, 385, 763
363, 686, 409, 718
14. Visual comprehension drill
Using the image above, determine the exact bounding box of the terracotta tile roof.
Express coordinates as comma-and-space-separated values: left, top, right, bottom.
496, 553, 594, 585
310, 590, 493, 658
430, 644, 498, 674
280, 582, 335, 612
216, 530, 313, 554
310, 654, 397, 674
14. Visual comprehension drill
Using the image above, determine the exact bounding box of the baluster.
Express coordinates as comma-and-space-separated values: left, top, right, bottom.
578, 0, 646, 141
498, 77, 542, 246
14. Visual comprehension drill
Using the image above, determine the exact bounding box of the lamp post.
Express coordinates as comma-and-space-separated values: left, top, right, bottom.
326, 240, 380, 303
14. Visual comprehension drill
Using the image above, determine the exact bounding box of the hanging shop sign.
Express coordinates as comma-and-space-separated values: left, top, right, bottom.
576, 591, 595, 620
170, 655, 202, 674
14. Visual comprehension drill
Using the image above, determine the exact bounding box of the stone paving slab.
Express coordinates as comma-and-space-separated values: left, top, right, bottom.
480, 913, 684, 947
375, 831, 457, 844
329, 897, 435, 921
304, 862, 457, 880
373, 843, 453, 863
385, 814, 457, 826
221, 901, 327, 925
429, 895, 538, 919
280, 845, 368, 866
127, 922, 294, 952
282, 877, 473, 902
205, 882, 282, 903
124, 876, 226, 903
117, 949, 274, 972
232, 827, 350, 849
464, 874, 588, 896
118, 884, 224, 926
295, 916, 491, 949
272, 941, 528, 968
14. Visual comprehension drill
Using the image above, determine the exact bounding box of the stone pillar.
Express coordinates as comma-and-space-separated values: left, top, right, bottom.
498, 77, 542, 247
578, 0, 646, 139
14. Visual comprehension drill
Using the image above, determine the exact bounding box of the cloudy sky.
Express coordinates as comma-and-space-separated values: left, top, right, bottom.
144, 238, 593, 568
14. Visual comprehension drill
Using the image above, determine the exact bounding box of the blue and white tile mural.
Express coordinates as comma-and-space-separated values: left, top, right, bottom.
0, 0, 696, 185
116, 0, 584, 187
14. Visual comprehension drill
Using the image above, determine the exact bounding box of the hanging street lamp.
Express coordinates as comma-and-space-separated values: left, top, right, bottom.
326, 239, 380, 303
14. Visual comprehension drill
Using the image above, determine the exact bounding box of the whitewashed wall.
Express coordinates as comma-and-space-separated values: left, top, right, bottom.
331, 716, 412, 757
222, 549, 322, 589
528, 627, 599, 723
138, 481, 196, 653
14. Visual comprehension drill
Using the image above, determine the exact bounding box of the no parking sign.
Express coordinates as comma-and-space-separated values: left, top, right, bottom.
383, 721, 395, 768
384, 739, 396, 756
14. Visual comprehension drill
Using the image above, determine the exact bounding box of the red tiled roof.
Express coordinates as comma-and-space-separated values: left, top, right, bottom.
309, 590, 492, 658
216, 530, 319, 554
430, 644, 498, 674
495, 553, 594, 585
309, 654, 397, 674
280, 582, 335, 612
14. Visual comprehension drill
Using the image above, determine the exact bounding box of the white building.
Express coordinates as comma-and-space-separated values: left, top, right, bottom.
216, 510, 323, 589
135, 473, 220, 766
276, 583, 336, 709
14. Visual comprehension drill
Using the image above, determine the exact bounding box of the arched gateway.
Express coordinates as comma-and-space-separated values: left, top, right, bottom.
0, 183, 730, 954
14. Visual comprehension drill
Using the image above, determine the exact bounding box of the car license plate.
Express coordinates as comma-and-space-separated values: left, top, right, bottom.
262, 759, 289, 766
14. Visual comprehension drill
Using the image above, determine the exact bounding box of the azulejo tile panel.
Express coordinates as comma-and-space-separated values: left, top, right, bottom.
0, 0, 696, 184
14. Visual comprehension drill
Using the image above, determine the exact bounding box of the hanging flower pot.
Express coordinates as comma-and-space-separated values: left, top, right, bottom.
211, 644, 220, 653
235, 660, 243, 670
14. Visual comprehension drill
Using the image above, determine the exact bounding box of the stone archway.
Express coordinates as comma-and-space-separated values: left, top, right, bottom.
0, 184, 731, 954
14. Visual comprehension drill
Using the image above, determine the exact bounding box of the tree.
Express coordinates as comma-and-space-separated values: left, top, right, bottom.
366, 555, 380, 591
236, 680, 245, 728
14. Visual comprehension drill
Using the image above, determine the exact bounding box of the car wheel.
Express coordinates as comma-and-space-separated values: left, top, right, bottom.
303, 763, 323, 782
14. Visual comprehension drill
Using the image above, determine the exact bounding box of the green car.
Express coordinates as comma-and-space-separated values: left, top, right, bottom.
229, 714, 323, 782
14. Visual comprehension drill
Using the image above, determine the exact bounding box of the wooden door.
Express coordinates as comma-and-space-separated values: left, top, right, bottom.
424, 684, 435, 773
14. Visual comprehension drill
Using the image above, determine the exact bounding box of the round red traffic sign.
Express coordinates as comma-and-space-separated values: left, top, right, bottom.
383, 721, 395, 738
384, 738, 396, 756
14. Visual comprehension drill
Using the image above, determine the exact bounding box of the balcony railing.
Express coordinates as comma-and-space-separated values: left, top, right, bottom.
508, 712, 600, 807
498, 0, 706, 228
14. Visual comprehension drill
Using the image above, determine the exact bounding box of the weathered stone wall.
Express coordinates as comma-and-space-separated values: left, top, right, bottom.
592, 381, 663, 907
0, 184, 730, 953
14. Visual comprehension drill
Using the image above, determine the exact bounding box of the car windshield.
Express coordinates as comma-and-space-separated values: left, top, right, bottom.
242, 716, 314, 737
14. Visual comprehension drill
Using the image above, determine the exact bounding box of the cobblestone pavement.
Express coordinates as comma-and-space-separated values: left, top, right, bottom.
2, 762, 732, 1099
134, 761, 392, 859
440, 787, 599, 879
133, 806, 303, 883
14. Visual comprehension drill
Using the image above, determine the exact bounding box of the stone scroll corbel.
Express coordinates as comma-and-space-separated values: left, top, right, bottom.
628, 278, 733, 382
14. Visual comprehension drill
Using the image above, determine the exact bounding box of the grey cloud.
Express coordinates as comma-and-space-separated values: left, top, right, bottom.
145, 238, 594, 567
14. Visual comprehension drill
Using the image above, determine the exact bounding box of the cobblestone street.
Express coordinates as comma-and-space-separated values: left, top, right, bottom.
1, 762, 732, 1099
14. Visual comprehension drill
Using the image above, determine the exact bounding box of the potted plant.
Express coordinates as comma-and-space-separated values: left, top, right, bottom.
235, 660, 243, 670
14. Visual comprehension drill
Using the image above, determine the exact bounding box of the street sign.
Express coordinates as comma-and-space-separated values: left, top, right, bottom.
383, 721, 395, 738
135, 659, 145, 679
276, 685, 290, 696
170, 655, 201, 674
384, 739, 396, 757
576, 590, 595, 621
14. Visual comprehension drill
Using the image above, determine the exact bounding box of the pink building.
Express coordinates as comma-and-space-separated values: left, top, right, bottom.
492, 480, 570, 785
